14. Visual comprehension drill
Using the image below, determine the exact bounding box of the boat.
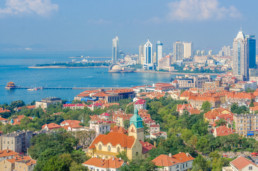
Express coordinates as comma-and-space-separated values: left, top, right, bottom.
5, 82, 16, 89
27, 88, 40, 91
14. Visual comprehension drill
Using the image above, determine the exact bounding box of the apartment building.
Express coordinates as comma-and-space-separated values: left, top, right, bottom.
233, 114, 258, 137
0, 131, 33, 153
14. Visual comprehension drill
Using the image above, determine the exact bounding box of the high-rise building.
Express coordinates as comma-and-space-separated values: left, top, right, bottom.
112, 36, 119, 63
144, 40, 153, 65
156, 41, 163, 65
246, 35, 256, 68
173, 41, 184, 61
233, 30, 249, 81
218, 46, 232, 57
183, 42, 192, 58
139, 44, 144, 64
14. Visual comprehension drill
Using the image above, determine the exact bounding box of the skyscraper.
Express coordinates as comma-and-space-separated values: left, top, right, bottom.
233, 30, 249, 81
112, 36, 119, 63
183, 42, 193, 58
156, 41, 163, 65
246, 35, 256, 68
144, 40, 153, 65
138, 44, 144, 64
173, 41, 184, 61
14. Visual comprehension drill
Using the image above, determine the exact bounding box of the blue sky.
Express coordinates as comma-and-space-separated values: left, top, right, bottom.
0, 0, 257, 55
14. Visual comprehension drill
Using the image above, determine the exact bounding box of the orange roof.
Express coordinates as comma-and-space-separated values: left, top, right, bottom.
226, 92, 255, 100
0, 116, 8, 121
106, 88, 133, 94
152, 153, 194, 167
110, 126, 127, 134
6, 155, 36, 165
231, 156, 257, 170
0, 149, 18, 158
189, 108, 200, 115
215, 126, 233, 136
140, 141, 155, 154
204, 108, 232, 120
89, 132, 135, 149
42, 123, 61, 130
83, 157, 124, 169
0, 108, 11, 113
60, 120, 82, 128
92, 92, 110, 97
250, 106, 258, 112
17, 105, 35, 110
172, 152, 195, 163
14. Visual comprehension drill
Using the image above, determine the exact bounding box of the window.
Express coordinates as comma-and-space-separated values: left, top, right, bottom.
108, 145, 111, 152
117, 147, 120, 153
136, 152, 138, 156
249, 166, 253, 170
98, 144, 102, 150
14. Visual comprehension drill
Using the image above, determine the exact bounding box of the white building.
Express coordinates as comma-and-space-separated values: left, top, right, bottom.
35, 97, 62, 109
156, 41, 163, 65
173, 41, 184, 61
222, 156, 257, 171
183, 42, 193, 58
152, 152, 195, 171
144, 40, 153, 69
89, 121, 111, 136
112, 36, 119, 63
233, 30, 249, 81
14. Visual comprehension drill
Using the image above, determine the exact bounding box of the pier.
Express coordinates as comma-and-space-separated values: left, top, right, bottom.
6, 86, 131, 90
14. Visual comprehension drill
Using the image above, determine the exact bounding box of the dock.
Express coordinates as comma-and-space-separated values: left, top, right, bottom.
6, 87, 131, 90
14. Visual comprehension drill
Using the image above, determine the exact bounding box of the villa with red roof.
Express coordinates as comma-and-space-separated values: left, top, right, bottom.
152, 152, 195, 171
60, 120, 84, 131
177, 104, 200, 115
42, 123, 61, 131
0, 117, 8, 125
222, 156, 258, 171
204, 108, 233, 127
83, 157, 125, 171
213, 126, 234, 137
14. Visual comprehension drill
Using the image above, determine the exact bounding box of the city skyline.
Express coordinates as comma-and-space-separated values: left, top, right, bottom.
0, 0, 258, 54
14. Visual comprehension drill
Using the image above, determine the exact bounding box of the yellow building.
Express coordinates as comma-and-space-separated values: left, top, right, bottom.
87, 109, 154, 160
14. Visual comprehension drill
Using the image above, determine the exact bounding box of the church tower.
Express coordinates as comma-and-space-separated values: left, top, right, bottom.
128, 108, 144, 141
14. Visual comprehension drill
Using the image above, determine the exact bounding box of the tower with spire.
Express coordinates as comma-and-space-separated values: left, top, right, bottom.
128, 108, 144, 141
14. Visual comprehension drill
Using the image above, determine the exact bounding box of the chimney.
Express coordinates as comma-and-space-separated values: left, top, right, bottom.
169, 153, 172, 157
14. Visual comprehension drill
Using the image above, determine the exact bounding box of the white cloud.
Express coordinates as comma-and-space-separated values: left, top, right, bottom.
167, 0, 242, 21
0, 0, 58, 17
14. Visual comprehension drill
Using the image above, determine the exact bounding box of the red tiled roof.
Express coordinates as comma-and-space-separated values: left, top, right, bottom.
83, 157, 124, 169
215, 126, 233, 136
0, 149, 18, 158
0, 117, 8, 121
140, 141, 155, 154
152, 152, 194, 167
110, 126, 127, 134
135, 99, 146, 105
42, 123, 61, 130
60, 120, 82, 128
231, 156, 257, 170
204, 108, 232, 120
89, 132, 135, 149
0, 108, 11, 113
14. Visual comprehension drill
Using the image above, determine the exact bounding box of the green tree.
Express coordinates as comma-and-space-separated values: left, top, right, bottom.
192, 155, 210, 171
201, 101, 212, 113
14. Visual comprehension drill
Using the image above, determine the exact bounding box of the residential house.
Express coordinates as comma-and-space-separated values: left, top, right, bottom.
222, 156, 257, 171
152, 152, 195, 171
83, 157, 125, 171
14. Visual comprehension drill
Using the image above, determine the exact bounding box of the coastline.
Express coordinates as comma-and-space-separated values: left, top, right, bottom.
28, 66, 109, 69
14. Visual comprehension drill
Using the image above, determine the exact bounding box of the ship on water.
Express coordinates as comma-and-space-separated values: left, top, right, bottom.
5, 82, 16, 89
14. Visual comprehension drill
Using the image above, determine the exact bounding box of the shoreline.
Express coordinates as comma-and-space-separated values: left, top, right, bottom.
29, 66, 109, 69
28, 66, 222, 75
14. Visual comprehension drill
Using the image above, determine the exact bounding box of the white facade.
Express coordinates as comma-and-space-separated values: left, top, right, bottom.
183, 42, 193, 58
156, 41, 163, 65
173, 41, 184, 61
233, 30, 249, 80
90, 122, 111, 136
112, 36, 119, 63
